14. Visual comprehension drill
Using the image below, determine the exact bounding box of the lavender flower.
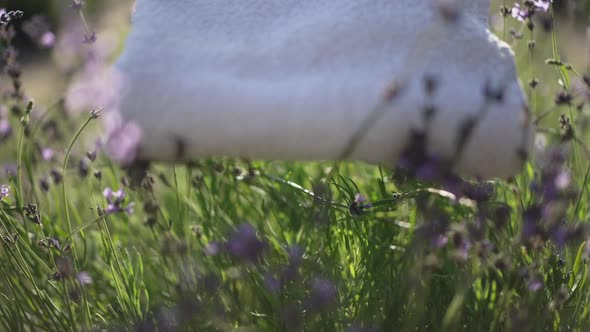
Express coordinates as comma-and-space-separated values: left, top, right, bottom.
102, 187, 134, 215
282, 245, 304, 282
76, 272, 93, 285
416, 214, 450, 249
204, 241, 221, 256
0, 9, 23, 26
452, 231, 472, 262
0, 119, 11, 139
71, 0, 85, 10
521, 206, 543, 244
86, 150, 97, 161
24, 204, 41, 224
22, 15, 55, 48
512, 4, 532, 21
512, 0, 552, 22
41, 148, 54, 162
527, 276, 543, 292
105, 120, 143, 167
3, 163, 17, 179
225, 223, 267, 263
0, 184, 8, 200
83, 32, 97, 44
532, 0, 552, 12
50, 168, 63, 184
264, 274, 281, 294
65, 65, 122, 115
349, 193, 372, 216
39, 177, 50, 192
305, 278, 337, 313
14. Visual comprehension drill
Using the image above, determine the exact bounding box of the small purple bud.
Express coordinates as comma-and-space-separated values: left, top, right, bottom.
76, 272, 93, 285
0, 119, 12, 139
0, 184, 9, 200
225, 223, 267, 263
204, 241, 221, 256
306, 278, 337, 313
41, 148, 54, 161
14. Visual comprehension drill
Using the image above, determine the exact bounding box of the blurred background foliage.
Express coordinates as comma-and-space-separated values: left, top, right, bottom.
2, 1, 590, 331
1, 0, 133, 106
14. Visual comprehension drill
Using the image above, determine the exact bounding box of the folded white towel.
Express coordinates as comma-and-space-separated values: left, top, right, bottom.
114, 0, 531, 178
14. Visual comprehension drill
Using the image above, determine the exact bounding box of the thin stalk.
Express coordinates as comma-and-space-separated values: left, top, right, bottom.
62, 113, 96, 263
16, 119, 26, 225
60, 113, 97, 329
573, 161, 590, 220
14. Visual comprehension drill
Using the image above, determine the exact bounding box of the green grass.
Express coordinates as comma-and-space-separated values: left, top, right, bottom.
2, 2, 590, 331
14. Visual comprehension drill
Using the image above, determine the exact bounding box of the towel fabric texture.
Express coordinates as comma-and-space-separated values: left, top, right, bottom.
114, 0, 531, 178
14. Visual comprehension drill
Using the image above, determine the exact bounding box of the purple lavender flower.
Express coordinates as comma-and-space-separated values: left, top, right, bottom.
264, 274, 281, 294
86, 150, 97, 161
0, 119, 11, 139
83, 32, 97, 44
50, 168, 63, 184
65, 64, 122, 115
527, 275, 543, 292
39, 177, 50, 192
512, 0, 552, 22
512, 4, 531, 21
0, 185, 8, 200
225, 223, 267, 263
105, 120, 143, 167
40, 32, 56, 47
349, 193, 372, 216
22, 15, 55, 48
41, 148, 54, 162
71, 0, 85, 10
415, 157, 444, 181
553, 170, 571, 191
204, 241, 221, 256
102, 187, 134, 214
532, 0, 552, 12
434, 234, 449, 248
463, 181, 494, 203
76, 272, 93, 285
3, 163, 17, 178
550, 226, 569, 249
416, 215, 450, 249
452, 232, 472, 262
521, 207, 543, 243
305, 278, 337, 313
282, 245, 304, 281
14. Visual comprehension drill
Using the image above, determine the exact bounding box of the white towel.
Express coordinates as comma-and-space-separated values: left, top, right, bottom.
114, 0, 531, 178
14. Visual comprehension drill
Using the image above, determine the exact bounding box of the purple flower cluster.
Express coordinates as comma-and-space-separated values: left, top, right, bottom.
522, 148, 583, 249
22, 15, 55, 48
0, 118, 11, 140
512, 0, 553, 22
263, 245, 304, 294
349, 193, 372, 216
102, 187, 134, 215
206, 223, 269, 264
0, 9, 23, 26
104, 120, 143, 167
305, 278, 338, 313
0, 184, 8, 200
224, 223, 267, 263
